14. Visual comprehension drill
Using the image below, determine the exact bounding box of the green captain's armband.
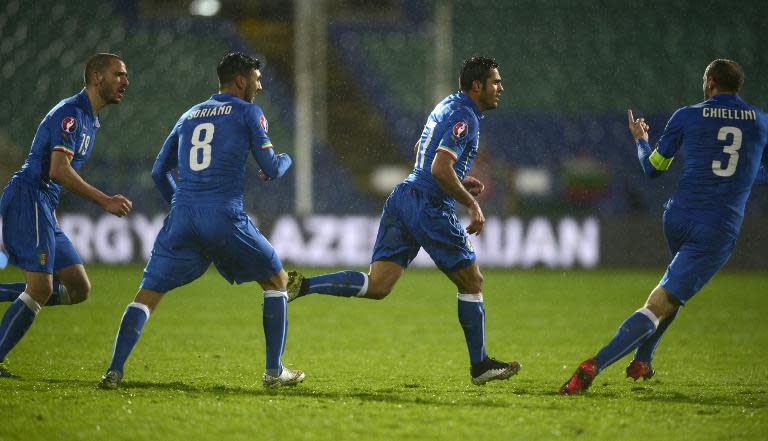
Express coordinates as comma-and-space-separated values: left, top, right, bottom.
649, 149, 673, 171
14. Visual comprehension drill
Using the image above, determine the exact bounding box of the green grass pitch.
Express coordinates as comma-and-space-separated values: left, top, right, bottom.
0, 265, 766, 440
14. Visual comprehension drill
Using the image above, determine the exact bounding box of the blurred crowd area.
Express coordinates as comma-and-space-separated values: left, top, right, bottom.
1, 0, 766, 220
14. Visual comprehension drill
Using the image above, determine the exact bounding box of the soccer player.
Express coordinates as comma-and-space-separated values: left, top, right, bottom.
98, 51, 300, 389
0, 53, 132, 377
286, 57, 521, 385
561, 59, 768, 394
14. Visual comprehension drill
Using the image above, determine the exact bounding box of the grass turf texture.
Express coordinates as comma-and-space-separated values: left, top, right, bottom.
0, 266, 766, 440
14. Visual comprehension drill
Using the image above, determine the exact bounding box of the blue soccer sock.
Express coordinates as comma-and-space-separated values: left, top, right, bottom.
594, 308, 658, 372
0, 281, 70, 306
0, 293, 41, 362
107, 303, 150, 375
306, 271, 368, 297
263, 291, 288, 376
458, 293, 489, 365
634, 307, 680, 364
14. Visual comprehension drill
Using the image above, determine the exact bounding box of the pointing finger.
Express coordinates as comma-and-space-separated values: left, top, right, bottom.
627, 109, 634, 125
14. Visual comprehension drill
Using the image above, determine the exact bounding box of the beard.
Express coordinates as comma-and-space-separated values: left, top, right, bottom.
99, 83, 121, 104
243, 84, 257, 103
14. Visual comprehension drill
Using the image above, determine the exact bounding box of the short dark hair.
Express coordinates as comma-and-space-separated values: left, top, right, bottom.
217, 51, 262, 86
459, 56, 499, 92
705, 59, 744, 93
83, 53, 123, 85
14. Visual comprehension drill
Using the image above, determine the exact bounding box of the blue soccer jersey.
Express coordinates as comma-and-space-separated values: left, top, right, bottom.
142, 93, 291, 291
371, 91, 484, 272
640, 94, 768, 233
10, 90, 99, 208
404, 92, 482, 204
636, 93, 768, 302
1, 90, 98, 272
151, 93, 291, 208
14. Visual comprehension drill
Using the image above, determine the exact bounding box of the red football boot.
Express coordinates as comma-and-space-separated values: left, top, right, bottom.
625, 359, 655, 381
560, 358, 598, 395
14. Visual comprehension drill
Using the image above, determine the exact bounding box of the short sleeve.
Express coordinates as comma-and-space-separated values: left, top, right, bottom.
48, 107, 82, 158
436, 109, 475, 161
246, 105, 273, 150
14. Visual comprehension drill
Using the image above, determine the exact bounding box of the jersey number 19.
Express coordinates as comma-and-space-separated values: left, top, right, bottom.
190, 122, 215, 171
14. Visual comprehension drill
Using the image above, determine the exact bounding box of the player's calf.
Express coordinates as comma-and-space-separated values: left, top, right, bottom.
362, 285, 392, 300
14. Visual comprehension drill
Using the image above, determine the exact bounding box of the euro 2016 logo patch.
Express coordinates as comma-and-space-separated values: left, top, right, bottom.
61, 117, 78, 133
260, 115, 269, 133
452, 121, 468, 141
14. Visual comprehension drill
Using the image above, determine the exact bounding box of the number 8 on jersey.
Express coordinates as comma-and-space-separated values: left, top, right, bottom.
190, 122, 215, 171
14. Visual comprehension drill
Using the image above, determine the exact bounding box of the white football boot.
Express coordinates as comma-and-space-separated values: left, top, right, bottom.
263, 367, 305, 388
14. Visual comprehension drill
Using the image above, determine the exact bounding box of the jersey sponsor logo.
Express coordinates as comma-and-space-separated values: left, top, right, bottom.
61, 117, 78, 133
452, 121, 468, 139
260, 114, 269, 133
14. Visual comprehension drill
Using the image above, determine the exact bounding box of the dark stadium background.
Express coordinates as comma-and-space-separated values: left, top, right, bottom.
0, 0, 766, 268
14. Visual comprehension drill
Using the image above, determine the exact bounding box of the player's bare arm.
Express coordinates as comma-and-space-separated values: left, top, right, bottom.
627, 109, 650, 141
431, 151, 485, 235
49, 150, 132, 217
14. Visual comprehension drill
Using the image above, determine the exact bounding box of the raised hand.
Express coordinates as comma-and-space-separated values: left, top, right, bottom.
628, 109, 650, 141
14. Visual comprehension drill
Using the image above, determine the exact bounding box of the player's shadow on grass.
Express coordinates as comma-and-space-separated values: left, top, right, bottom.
36, 378, 765, 409
563, 381, 767, 408
625, 384, 766, 408
120, 380, 518, 408
37, 377, 519, 408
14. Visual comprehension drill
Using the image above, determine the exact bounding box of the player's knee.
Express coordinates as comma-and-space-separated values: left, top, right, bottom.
258, 271, 289, 292
645, 286, 678, 320
459, 273, 483, 294
68, 280, 92, 304
275, 271, 289, 290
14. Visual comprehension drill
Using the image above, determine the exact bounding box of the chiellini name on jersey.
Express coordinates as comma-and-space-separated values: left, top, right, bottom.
702, 107, 757, 120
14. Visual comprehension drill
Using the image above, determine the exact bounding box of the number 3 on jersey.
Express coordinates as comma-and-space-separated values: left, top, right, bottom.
190, 122, 215, 171
712, 126, 742, 177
